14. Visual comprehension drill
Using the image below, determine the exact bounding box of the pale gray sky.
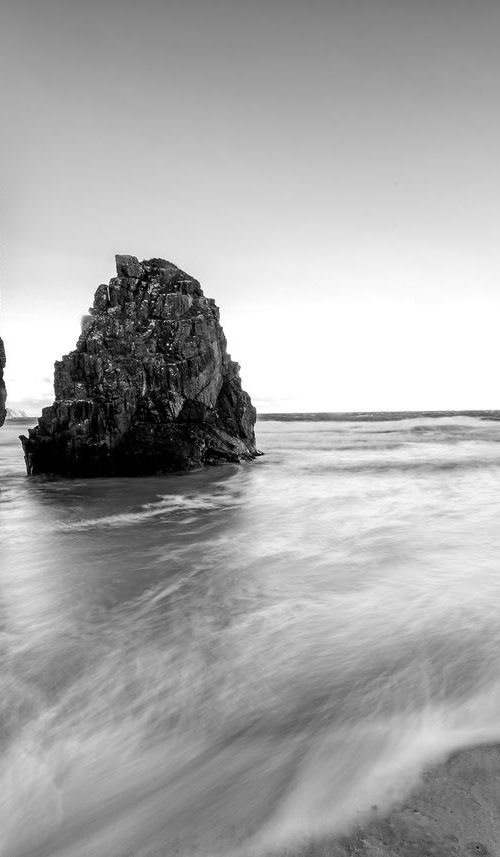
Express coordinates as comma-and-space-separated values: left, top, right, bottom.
2, 0, 500, 413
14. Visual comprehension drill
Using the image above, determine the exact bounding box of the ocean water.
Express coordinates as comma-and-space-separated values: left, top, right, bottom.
2, 415, 500, 856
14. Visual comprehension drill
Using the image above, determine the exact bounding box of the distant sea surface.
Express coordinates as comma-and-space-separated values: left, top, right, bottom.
3, 414, 500, 856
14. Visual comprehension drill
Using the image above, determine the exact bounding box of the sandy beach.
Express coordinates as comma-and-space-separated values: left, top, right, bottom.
294, 745, 500, 857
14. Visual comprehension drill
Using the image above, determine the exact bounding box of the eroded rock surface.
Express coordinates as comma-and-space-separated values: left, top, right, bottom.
20, 255, 260, 476
0, 337, 6, 427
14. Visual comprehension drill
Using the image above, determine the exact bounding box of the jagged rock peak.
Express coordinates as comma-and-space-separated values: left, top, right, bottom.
0, 337, 6, 428
20, 255, 261, 476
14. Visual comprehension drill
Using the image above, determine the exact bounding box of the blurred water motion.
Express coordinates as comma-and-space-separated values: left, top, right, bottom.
2, 416, 500, 856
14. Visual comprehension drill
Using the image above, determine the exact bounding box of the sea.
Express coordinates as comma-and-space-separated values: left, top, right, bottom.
2, 413, 500, 857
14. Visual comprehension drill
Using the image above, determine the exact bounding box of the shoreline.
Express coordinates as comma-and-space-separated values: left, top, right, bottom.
295, 743, 500, 856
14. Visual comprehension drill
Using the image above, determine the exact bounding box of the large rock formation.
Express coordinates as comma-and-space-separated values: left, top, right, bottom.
20, 255, 260, 476
0, 337, 6, 427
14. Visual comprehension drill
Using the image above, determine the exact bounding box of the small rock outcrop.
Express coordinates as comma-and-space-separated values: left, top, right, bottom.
0, 337, 6, 427
20, 255, 260, 476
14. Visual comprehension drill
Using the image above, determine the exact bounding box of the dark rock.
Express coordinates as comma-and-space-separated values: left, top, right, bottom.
0, 336, 6, 428
20, 255, 261, 476
115, 254, 143, 279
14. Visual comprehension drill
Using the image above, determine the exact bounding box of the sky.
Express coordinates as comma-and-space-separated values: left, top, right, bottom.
2, 0, 500, 414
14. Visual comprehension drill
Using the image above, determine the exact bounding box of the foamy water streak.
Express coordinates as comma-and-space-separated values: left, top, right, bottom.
57, 489, 242, 531
2, 416, 500, 856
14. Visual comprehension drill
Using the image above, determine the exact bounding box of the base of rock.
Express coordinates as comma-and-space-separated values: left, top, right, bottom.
20, 421, 261, 477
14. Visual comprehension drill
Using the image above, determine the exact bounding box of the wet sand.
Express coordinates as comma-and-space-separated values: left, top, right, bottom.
294, 745, 500, 857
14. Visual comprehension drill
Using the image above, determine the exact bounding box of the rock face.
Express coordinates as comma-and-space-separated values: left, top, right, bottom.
20, 255, 260, 476
0, 337, 6, 428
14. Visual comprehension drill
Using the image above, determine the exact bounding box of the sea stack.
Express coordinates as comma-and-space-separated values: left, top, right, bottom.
0, 337, 6, 427
20, 255, 260, 476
